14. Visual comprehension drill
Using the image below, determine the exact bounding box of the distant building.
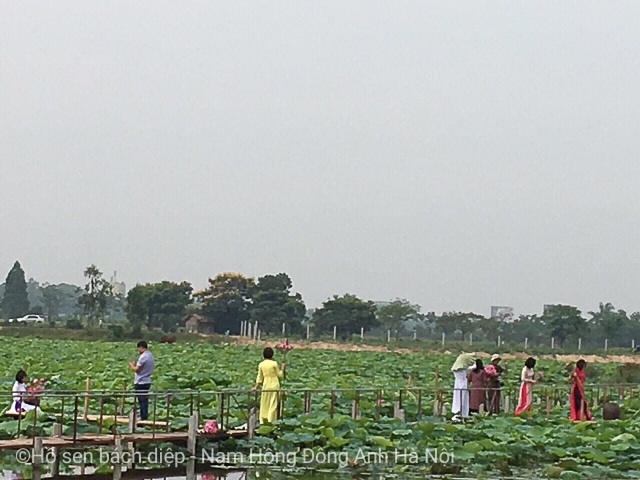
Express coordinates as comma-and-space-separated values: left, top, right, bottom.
110, 271, 127, 296
183, 314, 215, 334
491, 306, 515, 322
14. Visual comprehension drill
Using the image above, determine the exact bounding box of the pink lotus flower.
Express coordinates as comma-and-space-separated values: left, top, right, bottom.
203, 420, 219, 434
484, 365, 498, 377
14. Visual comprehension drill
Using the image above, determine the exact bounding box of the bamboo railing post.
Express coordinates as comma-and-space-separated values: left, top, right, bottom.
73, 395, 79, 445
83, 377, 91, 421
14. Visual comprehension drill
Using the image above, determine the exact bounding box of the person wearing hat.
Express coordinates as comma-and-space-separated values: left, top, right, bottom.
451, 353, 476, 420
486, 354, 507, 414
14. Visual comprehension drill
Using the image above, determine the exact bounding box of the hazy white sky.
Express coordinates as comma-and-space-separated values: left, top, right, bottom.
2, 1, 640, 316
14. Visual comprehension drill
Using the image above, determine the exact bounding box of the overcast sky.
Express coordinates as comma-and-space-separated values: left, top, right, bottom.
2, 1, 639, 316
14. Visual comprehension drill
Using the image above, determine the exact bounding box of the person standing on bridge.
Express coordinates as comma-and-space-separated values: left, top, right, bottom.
451, 353, 476, 420
254, 347, 286, 424
129, 341, 155, 421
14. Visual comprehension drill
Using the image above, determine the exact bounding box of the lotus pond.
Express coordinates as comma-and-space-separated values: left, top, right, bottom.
0, 337, 639, 479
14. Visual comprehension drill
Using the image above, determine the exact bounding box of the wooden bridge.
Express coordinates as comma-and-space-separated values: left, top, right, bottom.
0, 381, 635, 478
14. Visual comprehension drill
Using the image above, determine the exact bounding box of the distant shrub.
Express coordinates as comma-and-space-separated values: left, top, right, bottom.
107, 325, 125, 340
65, 318, 83, 330
160, 335, 176, 344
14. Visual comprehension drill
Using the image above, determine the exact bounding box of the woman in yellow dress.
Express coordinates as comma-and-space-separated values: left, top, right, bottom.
254, 347, 286, 423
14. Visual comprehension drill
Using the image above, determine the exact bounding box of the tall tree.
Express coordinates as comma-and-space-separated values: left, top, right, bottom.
1, 261, 30, 319
147, 281, 193, 332
436, 311, 483, 341
41, 284, 63, 319
78, 265, 113, 325
195, 273, 255, 334
312, 294, 379, 337
542, 305, 585, 347
250, 273, 306, 335
589, 302, 627, 346
377, 299, 421, 339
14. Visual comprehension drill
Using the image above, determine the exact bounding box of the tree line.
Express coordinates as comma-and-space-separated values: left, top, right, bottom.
2, 261, 640, 348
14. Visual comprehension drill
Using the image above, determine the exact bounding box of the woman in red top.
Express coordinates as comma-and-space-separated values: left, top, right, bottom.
569, 359, 592, 421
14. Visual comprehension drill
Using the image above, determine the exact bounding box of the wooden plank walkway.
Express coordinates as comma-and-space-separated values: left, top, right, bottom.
0, 430, 247, 451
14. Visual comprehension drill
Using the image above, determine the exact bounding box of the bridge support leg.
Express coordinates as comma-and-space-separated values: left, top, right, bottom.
32, 437, 43, 480
187, 413, 199, 459
113, 436, 123, 480
52, 423, 62, 477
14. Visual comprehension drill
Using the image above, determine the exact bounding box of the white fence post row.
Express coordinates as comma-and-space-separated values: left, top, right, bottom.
442, 332, 446, 346
282, 323, 286, 336
525, 337, 528, 349
306, 324, 310, 339
360, 327, 364, 339
578, 338, 582, 350
254, 322, 258, 340
551, 337, 555, 349
605, 339, 608, 351
469, 333, 473, 346
333, 326, 337, 341
497, 335, 501, 347
387, 330, 391, 343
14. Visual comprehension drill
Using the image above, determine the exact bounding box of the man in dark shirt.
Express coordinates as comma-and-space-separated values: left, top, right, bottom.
488, 354, 507, 414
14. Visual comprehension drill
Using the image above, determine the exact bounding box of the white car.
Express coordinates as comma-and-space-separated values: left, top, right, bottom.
14, 315, 46, 324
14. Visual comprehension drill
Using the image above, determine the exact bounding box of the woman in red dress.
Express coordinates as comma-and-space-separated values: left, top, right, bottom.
569, 359, 591, 421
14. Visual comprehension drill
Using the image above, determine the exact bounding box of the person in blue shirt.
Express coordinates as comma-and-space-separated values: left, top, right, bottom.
128, 341, 155, 420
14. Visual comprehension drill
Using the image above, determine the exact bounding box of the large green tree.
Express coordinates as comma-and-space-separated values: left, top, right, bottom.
588, 302, 627, 346
78, 265, 113, 325
542, 304, 586, 347
250, 273, 306, 335
436, 311, 483, 341
1, 261, 30, 319
126, 281, 193, 333
377, 298, 421, 339
195, 273, 255, 334
312, 294, 379, 337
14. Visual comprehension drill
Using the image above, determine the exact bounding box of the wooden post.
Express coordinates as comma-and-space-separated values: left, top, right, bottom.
187, 413, 199, 458
248, 409, 257, 440
304, 390, 312, 414
282, 323, 286, 335
333, 326, 337, 341
387, 330, 391, 342
498, 335, 501, 346
360, 327, 364, 339
633, 339, 636, 350
258, 330, 261, 341
605, 339, 608, 351
83, 377, 91, 420
127, 410, 136, 470
578, 338, 582, 350
441, 332, 445, 346
394, 401, 405, 422
413, 330, 417, 340
525, 337, 528, 349
351, 393, 361, 420
254, 322, 258, 340
32, 437, 43, 480
504, 395, 510, 413
306, 324, 310, 339
469, 333, 473, 346
113, 436, 123, 480
478, 404, 485, 415
551, 337, 555, 349
52, 424, 63, 477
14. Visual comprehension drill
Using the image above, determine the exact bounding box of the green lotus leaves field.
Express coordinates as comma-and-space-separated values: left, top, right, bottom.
0, 337, 638, 478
